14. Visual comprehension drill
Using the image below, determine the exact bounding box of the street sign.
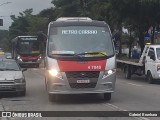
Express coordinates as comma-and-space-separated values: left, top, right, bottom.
0, 19, 3, 26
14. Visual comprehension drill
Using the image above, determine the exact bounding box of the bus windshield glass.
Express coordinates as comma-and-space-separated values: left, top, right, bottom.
18, 38, 40, 55
48, 26, 114, 58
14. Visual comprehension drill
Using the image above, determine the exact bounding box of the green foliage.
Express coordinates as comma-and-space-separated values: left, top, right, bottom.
8, 0, 160, 52
27, 16, 48, 35
52, 0, 82, 17
9, 8, 49, 39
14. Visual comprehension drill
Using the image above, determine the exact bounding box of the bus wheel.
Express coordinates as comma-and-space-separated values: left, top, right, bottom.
49, 94, 57, 102
104, 93, 111, 101
147, 71, 154, 84
125, 65, 131, 79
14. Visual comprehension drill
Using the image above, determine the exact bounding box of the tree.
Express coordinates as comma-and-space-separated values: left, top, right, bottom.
9, 9, 33, 39
52, 0, 82, 17
27, 16, 48, 35
38, 7, 57, 22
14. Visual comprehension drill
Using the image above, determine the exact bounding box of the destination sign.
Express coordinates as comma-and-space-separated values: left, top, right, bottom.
20, 37, 37, 41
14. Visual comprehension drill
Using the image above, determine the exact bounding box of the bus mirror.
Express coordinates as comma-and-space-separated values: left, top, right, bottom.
115, 50, 119, 55
37, 31, 48, 39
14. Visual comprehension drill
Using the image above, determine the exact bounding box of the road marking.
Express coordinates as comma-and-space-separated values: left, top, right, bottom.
103, 103, 150, 120
127, 82, 143, 87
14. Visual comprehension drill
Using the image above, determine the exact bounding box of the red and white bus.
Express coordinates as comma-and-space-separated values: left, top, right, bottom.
12, 36, 42, 67
45, 17, 116, 101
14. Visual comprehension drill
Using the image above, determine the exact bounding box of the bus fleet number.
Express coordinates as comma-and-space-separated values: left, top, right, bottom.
88, 66, 101, 70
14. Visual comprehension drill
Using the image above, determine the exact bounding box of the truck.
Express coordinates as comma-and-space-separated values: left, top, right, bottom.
11, 36, 42, 67
117, 45, 160, 83
45, 17, 116, 101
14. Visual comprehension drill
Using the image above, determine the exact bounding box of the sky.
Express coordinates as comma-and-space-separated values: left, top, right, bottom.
0, 0, 53, 30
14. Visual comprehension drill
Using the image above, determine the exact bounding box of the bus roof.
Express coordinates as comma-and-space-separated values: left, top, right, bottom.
11, 36, 38, 43
49, 19, 108, 28
56, 17, 92, 21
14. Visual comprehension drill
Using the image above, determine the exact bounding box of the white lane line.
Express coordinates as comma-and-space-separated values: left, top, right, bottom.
127, 82, 143, 87
103, 103, 150, 120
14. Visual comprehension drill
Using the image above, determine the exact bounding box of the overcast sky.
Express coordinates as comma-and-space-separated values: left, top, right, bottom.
0, 0, 53, 30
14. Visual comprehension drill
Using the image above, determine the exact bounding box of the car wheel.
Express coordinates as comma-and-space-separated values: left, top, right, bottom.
147, 71, 154, 84
104, 93, 111, 101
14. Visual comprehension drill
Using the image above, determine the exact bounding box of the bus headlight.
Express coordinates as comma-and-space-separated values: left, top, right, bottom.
17, 56, 20, 59
17, 56, 22, 61
102, 69, 116, 79
48, 69, 63, 80
38, 55, 42, 61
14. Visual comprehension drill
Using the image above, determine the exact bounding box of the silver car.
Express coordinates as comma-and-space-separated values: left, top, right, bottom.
0, 59, 26, 96
5, 52, 12, 59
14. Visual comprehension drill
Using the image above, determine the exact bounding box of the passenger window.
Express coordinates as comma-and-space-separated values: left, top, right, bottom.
148, 48, 155, 57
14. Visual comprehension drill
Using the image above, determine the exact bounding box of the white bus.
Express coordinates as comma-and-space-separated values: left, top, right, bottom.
45, 17, 116, 101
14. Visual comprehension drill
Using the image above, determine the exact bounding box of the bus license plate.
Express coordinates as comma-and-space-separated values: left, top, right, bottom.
77, 80, 90, 83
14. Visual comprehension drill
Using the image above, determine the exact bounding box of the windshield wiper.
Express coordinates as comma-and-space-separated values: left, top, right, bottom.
77, 52, 107, 57
4, 68, 19, 71
51, 53, 83, 58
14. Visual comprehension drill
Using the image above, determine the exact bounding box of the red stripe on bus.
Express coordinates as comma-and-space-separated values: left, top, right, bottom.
57, 60, 106, 72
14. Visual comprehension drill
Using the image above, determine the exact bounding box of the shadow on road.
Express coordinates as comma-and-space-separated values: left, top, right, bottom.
117, 68, 160, 84
51, 94, 111, 104
0, 93, 24, 99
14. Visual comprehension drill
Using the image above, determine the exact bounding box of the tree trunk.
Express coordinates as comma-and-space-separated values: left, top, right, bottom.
118, 25, 122, 55
138, 31, 145, 53
151, 26, 155, 44
128, 30, 132, 59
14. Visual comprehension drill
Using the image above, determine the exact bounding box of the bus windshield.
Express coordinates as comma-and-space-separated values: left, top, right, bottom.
48, 26, 114, 58
18, 40, 40, 55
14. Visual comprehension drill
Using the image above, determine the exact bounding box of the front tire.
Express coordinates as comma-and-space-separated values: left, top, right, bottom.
147, 71, 154, 84
125, 65, 131, 79
104, 93, 111, 101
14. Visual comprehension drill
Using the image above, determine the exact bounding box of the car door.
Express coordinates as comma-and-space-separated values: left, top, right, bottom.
145, 47, 156, 77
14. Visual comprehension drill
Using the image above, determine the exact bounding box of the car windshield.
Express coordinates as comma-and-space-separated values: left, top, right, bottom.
48, 26, 114, 58
156, 48, 160, 60
0, 61, 20, 71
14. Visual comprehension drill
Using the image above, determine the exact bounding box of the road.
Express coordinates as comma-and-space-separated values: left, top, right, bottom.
0, 68, 160, 120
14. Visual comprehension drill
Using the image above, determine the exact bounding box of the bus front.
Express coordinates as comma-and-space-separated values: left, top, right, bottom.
45, 18, 116, 101
16, 36, 42, 67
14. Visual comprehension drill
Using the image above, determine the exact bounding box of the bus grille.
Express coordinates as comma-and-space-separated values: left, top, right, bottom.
66, 71, 100, 89
69, 83, 97, 88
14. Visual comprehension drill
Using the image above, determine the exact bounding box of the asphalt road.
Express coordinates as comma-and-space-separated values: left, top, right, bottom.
0, 68, 160, 120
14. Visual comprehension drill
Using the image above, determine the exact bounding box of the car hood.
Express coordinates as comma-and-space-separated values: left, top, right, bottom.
0, 71, 23, 80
